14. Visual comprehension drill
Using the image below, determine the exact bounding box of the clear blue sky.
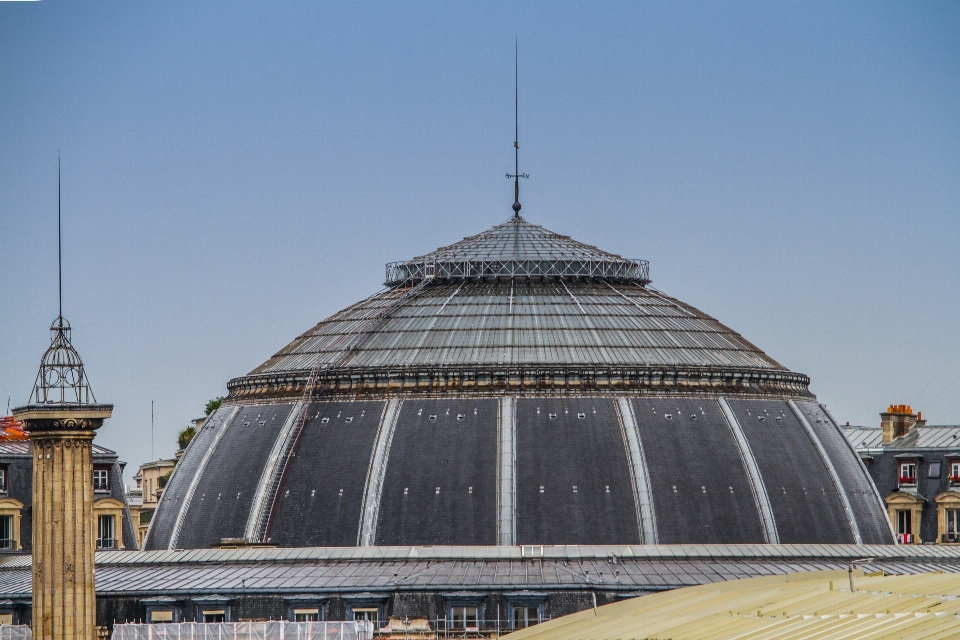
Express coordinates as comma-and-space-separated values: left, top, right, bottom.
2, 2, 958, 483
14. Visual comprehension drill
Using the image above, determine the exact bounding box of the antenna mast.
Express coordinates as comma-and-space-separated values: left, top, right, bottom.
58, 155, 62, 319
506, 41, 528, 217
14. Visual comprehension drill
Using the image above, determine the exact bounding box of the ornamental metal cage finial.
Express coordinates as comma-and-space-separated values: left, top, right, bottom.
28, 315, 97, 405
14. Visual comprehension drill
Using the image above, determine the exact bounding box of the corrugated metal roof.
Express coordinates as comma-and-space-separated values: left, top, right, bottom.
505, 570, 960, 640
0, 550, 956, 599
843, 425, 960, 450
0, 441, 116, 456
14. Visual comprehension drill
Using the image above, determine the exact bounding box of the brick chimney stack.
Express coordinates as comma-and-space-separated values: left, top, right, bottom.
881, 404, 917, 444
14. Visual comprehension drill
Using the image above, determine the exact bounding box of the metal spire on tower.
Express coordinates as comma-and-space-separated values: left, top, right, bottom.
506, 41, 528, 217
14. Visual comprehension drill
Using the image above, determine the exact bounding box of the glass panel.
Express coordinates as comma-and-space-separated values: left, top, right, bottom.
897, 510, 912, 534
93, 469, 109, 491
929, 462, 941, 478
295, 612, 319, 622
526, 607, 539, 626
0, 515, 11, 549
948, 510, 960, 533
353, 609, 378, 624
203, 612, 225, 623
450, 607, 478, 629
97, 515, 115, 548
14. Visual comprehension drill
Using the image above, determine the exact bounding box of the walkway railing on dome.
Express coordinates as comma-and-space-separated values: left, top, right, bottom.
384, 258, 650, 286
111, 621, 373, 640
0, 626, 30, 640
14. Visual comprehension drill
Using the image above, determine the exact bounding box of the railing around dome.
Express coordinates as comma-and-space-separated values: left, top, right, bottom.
385, 258, 650, 286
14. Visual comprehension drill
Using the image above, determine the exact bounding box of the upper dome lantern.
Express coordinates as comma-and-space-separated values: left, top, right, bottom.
385, 216, 650, 286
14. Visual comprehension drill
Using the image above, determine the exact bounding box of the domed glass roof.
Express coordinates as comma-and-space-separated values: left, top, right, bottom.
247, 217, 786, 376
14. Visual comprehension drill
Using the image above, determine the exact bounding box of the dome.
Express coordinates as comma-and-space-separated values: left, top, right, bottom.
145, 216, 893, 551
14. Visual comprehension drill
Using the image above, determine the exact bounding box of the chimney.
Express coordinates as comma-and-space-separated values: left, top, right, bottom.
881, 404, 917, 444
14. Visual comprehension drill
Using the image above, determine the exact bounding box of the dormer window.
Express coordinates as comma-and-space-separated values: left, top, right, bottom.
899, 463, 917, 485
951, 462, 960, 483
93, 468, 110, 492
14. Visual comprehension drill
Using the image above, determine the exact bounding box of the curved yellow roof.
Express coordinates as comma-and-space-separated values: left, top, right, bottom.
506, 569, 960, 640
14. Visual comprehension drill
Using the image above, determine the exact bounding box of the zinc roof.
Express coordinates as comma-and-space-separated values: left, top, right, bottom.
1, 545, 959, 598
505, 570, 960, 640
844, 425, 960, 450
0, 441, 116, 456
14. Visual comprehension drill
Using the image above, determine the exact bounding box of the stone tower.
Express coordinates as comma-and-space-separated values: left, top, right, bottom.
13, 316, 112, 640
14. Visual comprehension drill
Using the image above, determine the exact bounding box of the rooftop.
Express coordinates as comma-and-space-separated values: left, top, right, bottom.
844, 424, 960, 450
505, 570, 960, 640
1, 545, 959, 599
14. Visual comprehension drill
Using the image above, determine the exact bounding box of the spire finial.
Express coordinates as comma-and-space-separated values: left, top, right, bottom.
506, 40, 528, 218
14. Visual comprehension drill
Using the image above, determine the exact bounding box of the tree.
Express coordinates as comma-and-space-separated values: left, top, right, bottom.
177, 425, 196, 451
204, 396, 225, 416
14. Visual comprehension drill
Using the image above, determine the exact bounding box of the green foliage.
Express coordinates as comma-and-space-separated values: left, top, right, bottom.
158, 470, 172, 489
177, 425, 196, 451
205, 396, 225, 416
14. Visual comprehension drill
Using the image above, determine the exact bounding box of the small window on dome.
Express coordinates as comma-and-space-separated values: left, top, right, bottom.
321, 417, 329, 424
429, 415, 437, 421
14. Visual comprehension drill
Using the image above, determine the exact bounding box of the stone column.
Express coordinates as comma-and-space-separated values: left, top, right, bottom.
12, 405, 112, 640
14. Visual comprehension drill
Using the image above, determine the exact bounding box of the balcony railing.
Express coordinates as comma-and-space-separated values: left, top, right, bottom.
943, 532, 960, 543
898, 476, 917, 485
0, 538, 16, 550
96, 538, 116, 549
429, 618, 549, 638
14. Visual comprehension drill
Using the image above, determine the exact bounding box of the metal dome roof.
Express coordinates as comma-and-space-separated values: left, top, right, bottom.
146, 218, 891, 554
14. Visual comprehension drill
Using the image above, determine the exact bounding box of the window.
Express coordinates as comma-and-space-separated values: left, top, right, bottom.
93, 469, 110, 492
951, 463, 960, 482
929, 462, 942, 478
897, 509, 912, 534
294, 609, 319, 622
899, 463, 917, 483
202, 611, 226, 623
0, 468, 6, 492
449, 606, 478, 629
97, 514, 115, 549
513, 606, 540, 629
0, 516, 12, 550
353, 608, 378, 626
149, 610, 173, 623
947, 510, 960, 534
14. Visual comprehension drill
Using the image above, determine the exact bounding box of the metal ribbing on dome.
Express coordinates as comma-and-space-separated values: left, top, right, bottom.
251, 281, 781, 374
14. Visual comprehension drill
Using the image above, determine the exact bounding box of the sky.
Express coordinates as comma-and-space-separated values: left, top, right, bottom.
1, 1, 958, 485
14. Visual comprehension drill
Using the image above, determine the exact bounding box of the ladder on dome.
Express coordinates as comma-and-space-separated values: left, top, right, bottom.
251, 270, 435, 543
